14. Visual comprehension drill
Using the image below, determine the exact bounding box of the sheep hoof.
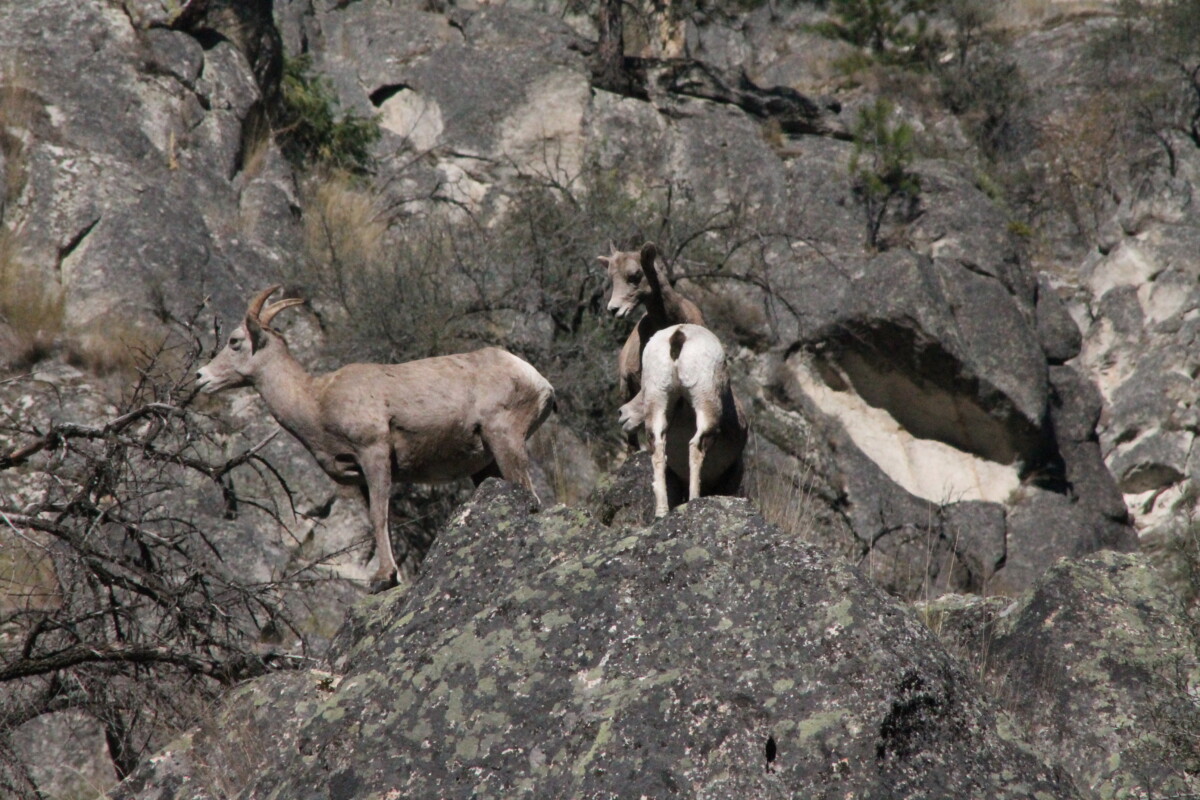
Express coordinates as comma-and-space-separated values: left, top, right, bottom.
368, 572, 399, 595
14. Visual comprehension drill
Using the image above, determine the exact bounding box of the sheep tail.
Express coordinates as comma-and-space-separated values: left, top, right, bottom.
669, 328, 687, 361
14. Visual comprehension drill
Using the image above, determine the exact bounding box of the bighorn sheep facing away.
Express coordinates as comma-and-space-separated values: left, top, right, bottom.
619, 324, 748, 517
600, 242, 705, 406
196, 286, 555, 592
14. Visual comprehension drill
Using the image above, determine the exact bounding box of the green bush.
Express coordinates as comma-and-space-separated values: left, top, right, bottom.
274, 56, 380, 173
814, 0, 938, 65
848, 98, 921, 250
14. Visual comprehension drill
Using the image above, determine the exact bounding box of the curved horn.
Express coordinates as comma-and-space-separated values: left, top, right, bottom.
246, 285, 281, 320
260, 297, 305, 327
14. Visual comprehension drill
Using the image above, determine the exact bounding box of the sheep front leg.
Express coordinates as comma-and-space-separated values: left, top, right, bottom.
485, 427, 540, 506
361, 447, 398, 593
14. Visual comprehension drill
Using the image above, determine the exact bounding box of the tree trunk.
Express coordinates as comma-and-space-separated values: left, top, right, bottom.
594, 0, 628, 94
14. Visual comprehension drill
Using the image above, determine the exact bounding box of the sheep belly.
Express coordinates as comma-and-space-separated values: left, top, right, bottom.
385, 414, 492, 482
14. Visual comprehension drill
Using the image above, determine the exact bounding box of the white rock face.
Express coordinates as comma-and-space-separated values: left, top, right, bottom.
497, 68, 589, 182
1078, 222, 1200, 541
378, 88, 444, 152
1088, 240, 1159, 300
790, 359, 1021, 505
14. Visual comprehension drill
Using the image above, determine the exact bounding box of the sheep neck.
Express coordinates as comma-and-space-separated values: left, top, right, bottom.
253, 354, 323, 443
643, 279, 689, 327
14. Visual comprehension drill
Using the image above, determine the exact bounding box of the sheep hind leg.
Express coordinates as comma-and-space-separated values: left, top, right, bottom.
484, 428, 539, 506
688, 407, 718, 501
648, 414, 670, 518
361, 447, 399, 594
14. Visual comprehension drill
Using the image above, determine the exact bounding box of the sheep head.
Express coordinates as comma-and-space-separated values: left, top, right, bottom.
600, 242, 661, 319
196, 285, 305, 393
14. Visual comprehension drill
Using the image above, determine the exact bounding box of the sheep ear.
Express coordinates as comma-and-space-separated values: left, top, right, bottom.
245, 314, 269, 354
639, 242, 657, 270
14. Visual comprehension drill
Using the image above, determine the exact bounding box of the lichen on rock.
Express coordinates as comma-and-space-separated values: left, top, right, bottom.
135, 480, 1082, 799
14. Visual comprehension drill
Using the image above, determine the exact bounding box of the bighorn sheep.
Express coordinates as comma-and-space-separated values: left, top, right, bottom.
600, 242, 706, 451
196, 286, 555, 592
600, 242, 705, 405
618, 324, 748, 517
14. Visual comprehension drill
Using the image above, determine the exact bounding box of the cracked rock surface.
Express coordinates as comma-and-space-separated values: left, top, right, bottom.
115, 481, 1081, 800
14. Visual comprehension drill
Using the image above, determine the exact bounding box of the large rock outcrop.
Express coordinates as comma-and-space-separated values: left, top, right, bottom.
998, 7, 1200, 554
0, 0, 297, 329
746, 152, 1133, 596
925, 551, 1200, 799
114, 481, 1082, 799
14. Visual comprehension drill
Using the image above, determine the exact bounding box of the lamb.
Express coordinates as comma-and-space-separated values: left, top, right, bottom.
618, 323, 748, 517
195, 285, 555, 592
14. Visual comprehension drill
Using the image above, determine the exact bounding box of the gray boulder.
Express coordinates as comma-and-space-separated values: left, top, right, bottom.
925, 551, 1200, 799
0, 0, 297, 329
114, 481, 1082, 799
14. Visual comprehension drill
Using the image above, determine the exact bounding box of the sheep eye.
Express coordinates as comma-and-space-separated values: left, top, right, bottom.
229, 337, 242, 351
629, 272, 642, 284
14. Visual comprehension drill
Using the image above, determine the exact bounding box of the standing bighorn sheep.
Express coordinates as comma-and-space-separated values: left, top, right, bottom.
601, 242, 706, 406
619, 324, 748, 517
196, 286, 555, 592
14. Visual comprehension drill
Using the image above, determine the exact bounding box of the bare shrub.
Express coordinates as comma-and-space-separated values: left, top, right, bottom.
1035, 102, 1142, 247
0, 322, 330, 794
1087, 0, 1200, 177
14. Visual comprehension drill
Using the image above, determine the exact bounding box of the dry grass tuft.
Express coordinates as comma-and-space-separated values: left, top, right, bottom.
0, 531, 59, 620
0, 77, 42, 207
0, 239, 63, 370
745, 452, 818, 543
528, 419, 604, 507
64, 315, 170, 378
299, 173, 388, 299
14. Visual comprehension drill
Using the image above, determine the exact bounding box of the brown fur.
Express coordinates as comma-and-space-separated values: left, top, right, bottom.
197, 286, 555, 591
600, 242, 705, 447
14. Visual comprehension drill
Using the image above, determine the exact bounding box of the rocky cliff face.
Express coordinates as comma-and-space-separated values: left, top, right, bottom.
257, 0, 1135, 597
112, 482, 1085, 800
1, 0, 1137, 599
111, 482, 1200, 799
3, 0, 1200, 797
0, 0, 297, 331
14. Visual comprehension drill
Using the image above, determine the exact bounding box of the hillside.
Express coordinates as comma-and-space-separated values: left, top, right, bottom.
1, 0, 1198, 797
